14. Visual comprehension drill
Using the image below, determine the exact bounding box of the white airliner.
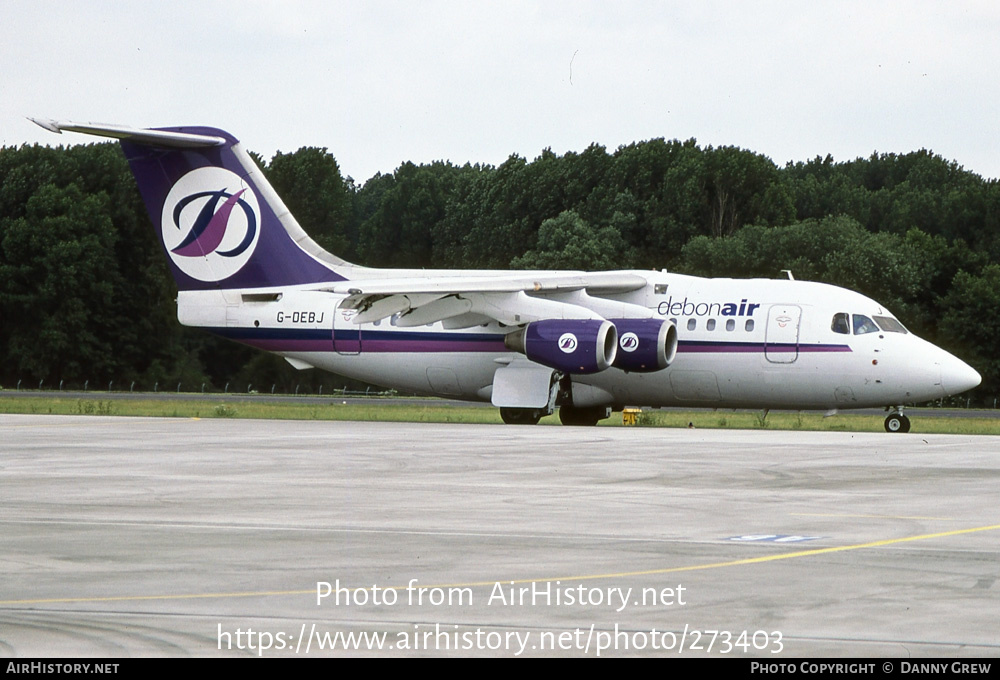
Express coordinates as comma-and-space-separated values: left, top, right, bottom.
33, 119, 981, 432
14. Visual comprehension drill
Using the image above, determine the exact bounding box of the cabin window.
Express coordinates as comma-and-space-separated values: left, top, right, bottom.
687, 318, 697, 331
706, 319, 716, 331
726, 319, 735, 331
874, 315, 908, 334
669, 317, 678, 327
745, 319, 755, 332
831, 313, 850, 334
853, 315, 880, 335
654, 283, 668, 294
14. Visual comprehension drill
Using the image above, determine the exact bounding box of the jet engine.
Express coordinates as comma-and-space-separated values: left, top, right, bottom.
504, 319, 618, 374
610, 318, 677, 372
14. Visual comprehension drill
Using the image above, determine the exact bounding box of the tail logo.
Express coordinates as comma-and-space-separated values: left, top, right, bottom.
160, 167, 261, 282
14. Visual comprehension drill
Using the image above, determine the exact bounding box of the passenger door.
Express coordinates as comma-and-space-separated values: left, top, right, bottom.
765, 304, 801, 363
333, 307, 362, 355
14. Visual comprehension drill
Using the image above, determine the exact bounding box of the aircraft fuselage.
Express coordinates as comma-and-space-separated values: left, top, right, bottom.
182, 271, 975, 412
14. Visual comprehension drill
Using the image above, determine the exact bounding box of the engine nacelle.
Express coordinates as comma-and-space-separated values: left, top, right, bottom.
610, 318, 677, 372
504, 319, 618, 374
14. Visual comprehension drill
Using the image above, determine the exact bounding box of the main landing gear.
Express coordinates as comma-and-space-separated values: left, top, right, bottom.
500, 408, 543, 425
558, 405, 611, 427
884, 407, 911, 433
499, 405, 613, 426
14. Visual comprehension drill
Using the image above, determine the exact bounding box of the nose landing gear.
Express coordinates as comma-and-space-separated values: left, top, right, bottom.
884, 407, 911, 433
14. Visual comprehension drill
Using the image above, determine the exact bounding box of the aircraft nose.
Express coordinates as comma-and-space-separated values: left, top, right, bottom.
939, 354, 981, 397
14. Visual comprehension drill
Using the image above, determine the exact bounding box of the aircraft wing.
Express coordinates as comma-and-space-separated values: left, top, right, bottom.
323, 271, 651, 328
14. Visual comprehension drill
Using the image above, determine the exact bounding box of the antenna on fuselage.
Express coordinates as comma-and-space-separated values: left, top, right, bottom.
780, 270, 795, 280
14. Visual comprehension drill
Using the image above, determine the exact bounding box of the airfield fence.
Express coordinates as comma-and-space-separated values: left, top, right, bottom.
0, 378, 406, 399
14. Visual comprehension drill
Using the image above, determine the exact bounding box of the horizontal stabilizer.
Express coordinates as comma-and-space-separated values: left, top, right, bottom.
29, 118, 226, 148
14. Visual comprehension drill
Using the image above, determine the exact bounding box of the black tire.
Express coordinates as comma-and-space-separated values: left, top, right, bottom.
500, 408, 542, 425
558, 405, 607, 427
884, 413, 911, 433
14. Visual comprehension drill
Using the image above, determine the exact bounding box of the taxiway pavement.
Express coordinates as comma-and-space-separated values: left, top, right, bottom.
1, 415, 998, 657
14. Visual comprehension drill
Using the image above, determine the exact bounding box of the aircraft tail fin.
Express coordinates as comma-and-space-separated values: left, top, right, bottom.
30, 118, 350, 291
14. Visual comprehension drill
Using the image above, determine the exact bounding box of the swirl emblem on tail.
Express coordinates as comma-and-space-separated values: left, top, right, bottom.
161, 167, 261, 282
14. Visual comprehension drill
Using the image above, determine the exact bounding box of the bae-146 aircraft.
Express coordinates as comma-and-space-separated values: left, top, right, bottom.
33, 119, 981, 432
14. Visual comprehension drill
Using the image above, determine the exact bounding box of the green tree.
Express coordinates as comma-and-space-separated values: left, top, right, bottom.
510, 210, 631, 270
265, 147, 353, 258
0, 183, 120, 380
939, 265, 1000, 402
678, 217, 932, 325
702, 145, 795, 238
356, 161, 464, 268
435, 153, 532, 268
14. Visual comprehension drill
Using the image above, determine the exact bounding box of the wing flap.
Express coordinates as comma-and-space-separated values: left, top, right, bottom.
393, 296, 473, 327
333, 271, 650, 326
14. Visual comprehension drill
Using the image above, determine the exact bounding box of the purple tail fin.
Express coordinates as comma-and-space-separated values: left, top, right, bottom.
121, 126, 347, 290
31, 119, 347, 291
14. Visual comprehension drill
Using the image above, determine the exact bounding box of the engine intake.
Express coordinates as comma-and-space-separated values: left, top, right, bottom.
610, 318, 677, 372
504, 319, 618, 374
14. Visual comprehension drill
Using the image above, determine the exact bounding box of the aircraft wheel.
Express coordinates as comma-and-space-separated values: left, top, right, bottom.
558, 406, 605, 426
884, 413, 911, 433
500, 408, 542, 425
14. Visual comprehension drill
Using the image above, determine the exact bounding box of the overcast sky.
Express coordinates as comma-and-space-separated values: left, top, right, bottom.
3, 1, 999, 183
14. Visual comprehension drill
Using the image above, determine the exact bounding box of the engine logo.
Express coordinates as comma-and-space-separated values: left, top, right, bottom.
558, 333, 578, 353
620, 332, 639, 352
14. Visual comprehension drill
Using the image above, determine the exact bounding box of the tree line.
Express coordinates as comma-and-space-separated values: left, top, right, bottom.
1, 138, 998, 403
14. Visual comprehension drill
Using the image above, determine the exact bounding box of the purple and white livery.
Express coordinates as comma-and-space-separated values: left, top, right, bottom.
33, 118, 981, 430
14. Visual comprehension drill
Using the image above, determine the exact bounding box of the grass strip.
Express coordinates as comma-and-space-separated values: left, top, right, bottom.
1, 395, 998, 434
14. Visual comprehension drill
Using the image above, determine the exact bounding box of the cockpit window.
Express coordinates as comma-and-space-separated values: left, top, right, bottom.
831, 313, 850, 334
873, 315, 908, 334
852, 314, 880, 335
